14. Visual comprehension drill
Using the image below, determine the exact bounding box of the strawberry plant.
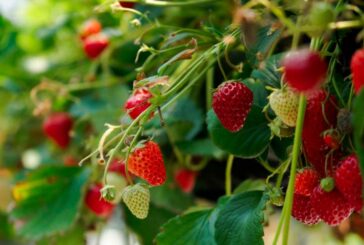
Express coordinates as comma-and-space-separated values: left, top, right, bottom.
1, 0, 364, 244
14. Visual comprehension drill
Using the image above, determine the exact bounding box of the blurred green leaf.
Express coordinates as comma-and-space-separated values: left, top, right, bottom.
10, 166, 90, 240
251, 54, 283, 88
242, 78, 268, 108
353, 89, 364, 181
124, 203, 176, 245
207, 106, 270, 158
246, 26, 282, 66
150, 184, 194, 213
0, 212, 14, 240
176, 138, 224, 158
215, 191, 268, 245
233, 179, 266, 194
165, 98, 203, 142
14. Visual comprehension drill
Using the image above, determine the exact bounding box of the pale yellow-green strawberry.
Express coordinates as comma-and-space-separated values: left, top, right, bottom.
269, 88, 299, 127
121, 183, 150, 219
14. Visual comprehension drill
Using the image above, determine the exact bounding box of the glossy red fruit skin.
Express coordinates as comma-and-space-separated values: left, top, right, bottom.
282, 49, 327, 92
350, 49, 364, 94
109, 158, 127, 177
128, 141, 166, 186
119, 1, 135, 8
292, 194, 320, 225
311, 186, 353, 226
80, 19, 102, 40
43, 112, 73, 149
335, 154, 363, 212
174, 169, 197, 193
85, 184, 115, 217
294, 168, 320, 196
212, 81, 253, 132
302, 90, 340, 176
124, 88, 153, 120
83, 35, 109, 59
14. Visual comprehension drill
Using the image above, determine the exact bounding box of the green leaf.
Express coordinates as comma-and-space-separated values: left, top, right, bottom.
353, 90, 364, 180
0, 212, 13, 240
125, 203, 176, 245
156, 208, 217, 245
207, 106, 270, 158
246, 26, 282, 66
233, 179, 266, 194
176, 138, 225, 158
242, 79, 268, 108
156, 196, 228, 245
215, 191, 268, 245
150, 184, 194, 213
10, 166, 90, 240
251, 54, 283, 88
165, 98, 204, 142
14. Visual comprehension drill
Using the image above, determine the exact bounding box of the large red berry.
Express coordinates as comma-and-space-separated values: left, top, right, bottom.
335, 154, 363, 212
85, 184, 115, 217
292, 194, 320, 225
282, 49, 327, 92
124, 88, 153, 120
119, 1, 135, 8
43, 112, 73, 149
80, 19, 102, 40
83, 34, 109, 59
128, 141, 166, 186
212, 81, 253, 132
294, 168, 320, 196
174, 169, 197, 193
350, 49, 364, 94
302, 90, 339, 176
311, 186, 353, 226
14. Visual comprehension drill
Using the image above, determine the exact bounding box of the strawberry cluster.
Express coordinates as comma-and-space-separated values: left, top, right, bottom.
79, 19, 109, 59
293, 155, 362, 226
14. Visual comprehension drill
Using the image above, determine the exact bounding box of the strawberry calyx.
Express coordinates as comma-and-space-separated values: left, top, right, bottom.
320, 177, 335, 192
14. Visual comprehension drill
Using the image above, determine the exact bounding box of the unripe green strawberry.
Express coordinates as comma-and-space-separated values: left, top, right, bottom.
269, 88, 299, 127
121, 183, 150, 219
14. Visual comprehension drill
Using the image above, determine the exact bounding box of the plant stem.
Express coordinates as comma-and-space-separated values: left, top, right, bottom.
281, 94, 307, 245
206, 67, 214, 110
272, 203, 287, 245
225, 154, 234, 196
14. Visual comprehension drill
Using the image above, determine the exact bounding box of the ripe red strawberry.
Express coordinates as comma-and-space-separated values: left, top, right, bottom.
335, 154, 363, 212
128, 141, 166, 186
85, 183, 115, 217
80, 19, 102, 40
311, 186, 353, 226
269, 88, 299, 127
83, 34, 109, 59
124, 88, 153, 120
43, 112, 73, 149
174, 169, 197, 193
350, 49, 364, 94
109, 158, 127, 177
282, 49, 327, 92
212, 81, 253, 132
119, 1, 135, 8
292, 194, 320, 225
302, 90, 339, 176
294, 168, 320, 196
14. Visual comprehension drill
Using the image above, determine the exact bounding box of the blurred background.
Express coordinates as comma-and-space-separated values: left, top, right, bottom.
1, 0, 364, 244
